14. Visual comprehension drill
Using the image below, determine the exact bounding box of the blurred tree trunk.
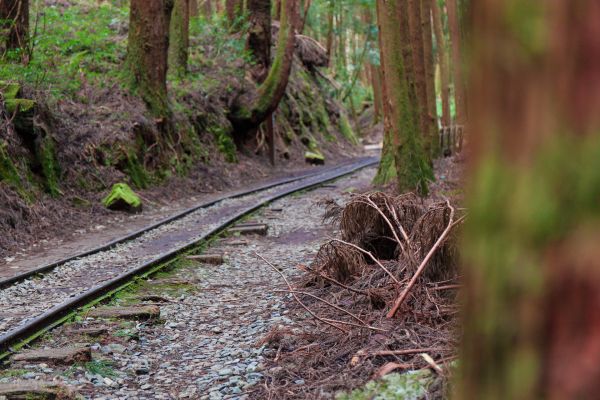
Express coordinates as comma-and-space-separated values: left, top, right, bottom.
169, 0, 190, 75
447, 0, 465, 124
247, 0, 271, 81
298, 0, 311, 34
0, 0, 29, 62
230, 0, 297, 133
126, 0, 174, 118
225, 0, 242, 26
459, 1, 600, 399
374, 0, 432, 193
202, 0, 212, 17
432, 0, 450, 126
189, 0, 199, 17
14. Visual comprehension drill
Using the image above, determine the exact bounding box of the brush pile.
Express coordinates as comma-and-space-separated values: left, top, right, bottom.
254, 192, 464, 399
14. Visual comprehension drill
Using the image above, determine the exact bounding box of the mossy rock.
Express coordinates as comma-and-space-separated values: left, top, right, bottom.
5, 98, 36, 114
305, 150, 325, 165
102, 183, 142, 213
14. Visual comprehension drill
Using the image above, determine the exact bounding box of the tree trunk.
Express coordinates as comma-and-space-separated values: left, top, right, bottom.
459, 1, 600, 399
432, 0, 450, 127
324, 0, 334, 66
169, 0, 190, 75
126, 0, 174, 118
0, 0, 29, 61
202, 0, 212, 17
230, 0, 297, 133
421, 0, 438, 156
298, 0, 311, 34
373, 0, 433, 193
447, 0, 465, 124
225, 0, 242, 26
246, 0, 271, 81
189, 0, 199, 17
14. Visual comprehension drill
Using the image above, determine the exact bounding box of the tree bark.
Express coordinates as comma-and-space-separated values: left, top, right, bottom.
298, 0, 311, 34
246, 0, 272, 81
373, 0, 433, 193
447, 0, 465, 124
421, 0, 438, 156
0, 0, 29, 61
225, 0, 242, 26
432, 0, 450, 127
230, 0, 297, 133
126, 0, 174, 118
324, 0, 334, 66
169, 0, 190, 75
459, 1, 600, 399
189, 0, 199, 17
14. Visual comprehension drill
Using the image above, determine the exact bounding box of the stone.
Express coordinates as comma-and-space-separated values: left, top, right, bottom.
12, 346, 91, 366
304, 150, 325, 165
88, 306, 160, 321
0, 381, 79, 399
101, 183, 142, 213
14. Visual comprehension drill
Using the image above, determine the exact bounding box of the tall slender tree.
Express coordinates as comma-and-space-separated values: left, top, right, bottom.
169, 0, 190, 75
447, 0, 465, 125
432, 0, 451, 127
459, 1, 600, 399
374, 0, 433, 193
0, 0, 29, 62
126, 0, 174, 119
225, 0, 243, 26
421, 0, 438, 156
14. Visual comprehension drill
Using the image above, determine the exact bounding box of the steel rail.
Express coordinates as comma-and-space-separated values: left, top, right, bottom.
0, 157, 374, 289
0, 157, 378, 356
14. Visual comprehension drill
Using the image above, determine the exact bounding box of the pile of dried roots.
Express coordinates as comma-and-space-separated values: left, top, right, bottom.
253, 192, 464, 399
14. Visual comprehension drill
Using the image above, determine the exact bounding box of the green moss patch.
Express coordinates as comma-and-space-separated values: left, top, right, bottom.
101, 183, 142, 213
305, 150, 325, 165
337, 370, 433, 400
0, 81, 20, 100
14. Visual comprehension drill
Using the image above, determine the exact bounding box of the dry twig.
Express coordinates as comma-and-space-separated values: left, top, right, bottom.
386, 201, 456, 318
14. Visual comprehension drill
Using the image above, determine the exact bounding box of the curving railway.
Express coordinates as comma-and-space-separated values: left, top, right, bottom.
0, 157, 378, 359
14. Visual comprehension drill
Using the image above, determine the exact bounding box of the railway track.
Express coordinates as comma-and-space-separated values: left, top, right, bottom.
0, 157, 378, 358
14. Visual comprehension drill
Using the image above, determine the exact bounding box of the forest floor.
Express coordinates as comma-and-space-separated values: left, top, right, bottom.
0, 152, 464, 399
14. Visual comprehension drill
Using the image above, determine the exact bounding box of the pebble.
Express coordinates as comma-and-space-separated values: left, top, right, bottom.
1, 168, 376, 399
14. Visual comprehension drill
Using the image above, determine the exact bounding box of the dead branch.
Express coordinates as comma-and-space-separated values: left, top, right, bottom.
255, 252, 349, 333
274, 289, 387, 332
300, 264, 369, 295
386, 201, 456, 318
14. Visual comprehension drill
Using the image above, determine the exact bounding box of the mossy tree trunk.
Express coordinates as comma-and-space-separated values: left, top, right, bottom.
127, 0, 174, 120
432, 0, 450, 127
0, 0, 29, 62
169, 0, 190, 75
246, 0, 272, 81
459, 1, 600, 399
373, 0, 433, 193
407, 0, 435, 160
324, 0, 334, 66
447, 0, 465, 125
230, 0, 297, 134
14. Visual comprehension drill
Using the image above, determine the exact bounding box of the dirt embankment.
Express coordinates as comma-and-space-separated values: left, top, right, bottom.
0, 11, 360, 258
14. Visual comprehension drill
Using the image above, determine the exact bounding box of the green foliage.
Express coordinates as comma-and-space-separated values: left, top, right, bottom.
210, 126, 238, 163
0, 141, 28, 199
85, 360, 117, 378
125, 151, 150, 189
0, 2, 128, 98
337, 370, 433, 400
38, 136, 61, 196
